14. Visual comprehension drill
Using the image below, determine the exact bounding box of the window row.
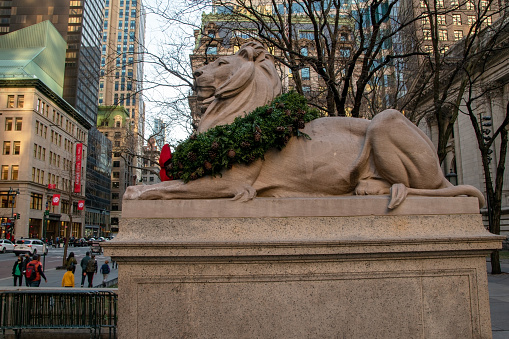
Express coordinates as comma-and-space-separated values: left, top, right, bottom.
35, 100, 86, 142
423, 29, 466, 41
6, 95, 24, 108
4, 117, 22, 131
1, 165, 18, 180
421, 14, 492, 26
419, 0, 491, 10
3, 141, 20, 155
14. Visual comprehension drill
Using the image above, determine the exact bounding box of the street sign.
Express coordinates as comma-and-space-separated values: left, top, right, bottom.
1, 222, 12, 226
44, 210, 49, 216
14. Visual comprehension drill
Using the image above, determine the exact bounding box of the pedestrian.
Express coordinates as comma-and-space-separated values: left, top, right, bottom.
111, 259, 117, 269
22, 253, 31, 287
61, 266, 75, 287
66, 252, 77, 274
100, 260, 111, 287
85, 254, 97, 287
25, 254, 47, 287
12, 255, 23, 286
80, 251, 91, 287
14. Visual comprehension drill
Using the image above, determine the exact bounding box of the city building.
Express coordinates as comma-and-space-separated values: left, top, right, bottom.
0, 22, 91, 240
153, 118, 166, 150
0, 0, 112, 234
99, 0, 146, 227
97, 106, 136, 231
85, 127, 112, 237
141, 137, 162, 185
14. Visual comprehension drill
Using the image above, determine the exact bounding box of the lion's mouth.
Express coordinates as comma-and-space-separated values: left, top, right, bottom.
196, 86, 216, 102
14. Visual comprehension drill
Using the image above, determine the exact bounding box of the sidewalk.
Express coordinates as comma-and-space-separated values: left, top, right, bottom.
488, 258, 509, 339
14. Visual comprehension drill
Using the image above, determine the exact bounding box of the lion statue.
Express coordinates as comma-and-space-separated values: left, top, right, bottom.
124, 41, 485, 209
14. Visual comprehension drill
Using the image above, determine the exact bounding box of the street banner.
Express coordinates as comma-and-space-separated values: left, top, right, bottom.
77, 200, 85, 210
74, 143, 83, 193
52, 194, 61, 206
48, 184, 56, 189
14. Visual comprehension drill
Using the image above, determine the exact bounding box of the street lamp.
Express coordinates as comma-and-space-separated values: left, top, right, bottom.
8, 187, 19, 240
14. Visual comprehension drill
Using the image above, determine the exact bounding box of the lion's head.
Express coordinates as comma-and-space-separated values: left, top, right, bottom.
194, 41, 282, 132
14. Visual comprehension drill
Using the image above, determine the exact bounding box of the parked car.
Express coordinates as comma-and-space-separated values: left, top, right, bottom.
0, 239, 14, 253
87, 238, 96, 246
74, 238, 87, 247
14, 239, 48, 256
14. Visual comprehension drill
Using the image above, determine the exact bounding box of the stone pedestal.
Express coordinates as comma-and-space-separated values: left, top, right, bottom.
103, 196, 503, 339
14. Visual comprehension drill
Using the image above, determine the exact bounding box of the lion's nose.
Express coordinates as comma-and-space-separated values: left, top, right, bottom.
194, 70, 203, 78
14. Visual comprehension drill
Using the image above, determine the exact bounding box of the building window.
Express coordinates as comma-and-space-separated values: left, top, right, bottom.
5, 118, 12, 131
466, 1, 474, 10
437, 15, 446, 25
438, 29, 448, 41
114, 141, 120, 147
340, 48, 351, 58
301, 68, 310, 80
299, 31, 314, 39
303, 86, 311, 93
1, 166, 8, 180
301, 47, 308, 56
113, 171, 120, 178
15, 118, 22, 131
112, 204, 119, 211
436, 0, 444, 7
420, 0, 426, 7
17, 95, 24, 108
450, 0, 458, 5
453, 30, 463, 40
11, 165, 18, 180
423, 29, 432, 40
467, 15, 476, 26
112, 182, 120, 188
13, 141, 20, 155
206, 46, 217, 55
7, 95, 14, 108
452, 14, 461, 25
3, 141, 10, 155
421, 16, 430, 25
30, 193, 43, 210
112, 193, 119, 200
485, 16, 492, 26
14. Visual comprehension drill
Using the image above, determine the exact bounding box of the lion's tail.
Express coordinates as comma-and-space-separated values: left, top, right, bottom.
406, 185, 485, 208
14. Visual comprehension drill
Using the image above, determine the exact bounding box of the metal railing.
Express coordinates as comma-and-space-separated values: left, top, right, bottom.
0, 290, 117, 339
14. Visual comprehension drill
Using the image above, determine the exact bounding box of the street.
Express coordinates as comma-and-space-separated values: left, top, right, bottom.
0, 245, 115, 287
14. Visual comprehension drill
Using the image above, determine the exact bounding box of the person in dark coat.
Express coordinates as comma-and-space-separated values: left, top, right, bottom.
80, 251, 91, 287
12, 255, 23, 286
22, 253, 31, 286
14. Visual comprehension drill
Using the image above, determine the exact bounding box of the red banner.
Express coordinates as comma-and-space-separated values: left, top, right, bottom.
52, 194, 61, 206
74, 143, 83, 193
48, 184, 56, 189
77, 200, 85, 210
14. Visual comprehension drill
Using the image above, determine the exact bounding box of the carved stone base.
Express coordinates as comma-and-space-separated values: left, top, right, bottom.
103, 196, 503, 339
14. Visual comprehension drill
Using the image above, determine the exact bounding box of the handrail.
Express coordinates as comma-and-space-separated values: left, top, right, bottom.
0, 290, 117, 339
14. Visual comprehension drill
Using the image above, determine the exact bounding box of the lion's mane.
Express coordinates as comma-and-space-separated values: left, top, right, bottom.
197, 41, 282, 132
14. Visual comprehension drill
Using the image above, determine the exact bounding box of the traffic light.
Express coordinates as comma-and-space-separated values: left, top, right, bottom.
13, 213, 20, 219
17, 213, 20, 219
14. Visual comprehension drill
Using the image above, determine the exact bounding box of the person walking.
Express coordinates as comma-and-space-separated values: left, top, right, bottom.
25, 254, 47, 287
85, 255, 98, 287
80, 251, 91, 287
100, 260, 111, 287
61, 266, 75, 287
66, 252, 78, 274
22, 253, 31, 287
12, 255, 23, 286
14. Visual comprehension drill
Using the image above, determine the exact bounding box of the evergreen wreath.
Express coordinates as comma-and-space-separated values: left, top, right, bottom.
166, 91, 321, 183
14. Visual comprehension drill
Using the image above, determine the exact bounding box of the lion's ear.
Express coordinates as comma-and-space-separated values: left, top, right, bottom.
215, 61, 255, 99
237, 45, 255, 61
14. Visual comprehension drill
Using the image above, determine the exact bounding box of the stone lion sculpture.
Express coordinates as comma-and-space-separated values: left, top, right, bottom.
125, 41, 485, 209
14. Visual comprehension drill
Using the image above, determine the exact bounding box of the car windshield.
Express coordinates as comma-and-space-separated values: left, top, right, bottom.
16, 240, 31, 244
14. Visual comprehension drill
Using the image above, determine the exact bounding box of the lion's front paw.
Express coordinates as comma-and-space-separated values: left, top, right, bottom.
354, 179, 391, 195
123, 186, 142, 200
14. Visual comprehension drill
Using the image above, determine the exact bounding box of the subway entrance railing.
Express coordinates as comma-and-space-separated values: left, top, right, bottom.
0, 290, 117, 339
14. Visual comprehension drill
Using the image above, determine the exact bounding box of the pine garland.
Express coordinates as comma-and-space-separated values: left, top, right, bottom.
167, 92, 321, 183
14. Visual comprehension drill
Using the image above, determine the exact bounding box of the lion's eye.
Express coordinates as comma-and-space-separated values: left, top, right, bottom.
217, 59, 228, 66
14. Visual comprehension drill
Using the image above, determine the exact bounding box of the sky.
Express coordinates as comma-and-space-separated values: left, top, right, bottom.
141, 0, 207, 145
